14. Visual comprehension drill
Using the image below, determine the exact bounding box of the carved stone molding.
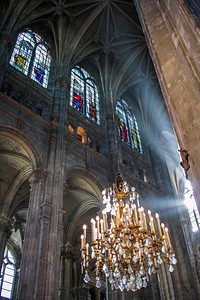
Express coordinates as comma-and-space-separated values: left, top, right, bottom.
40, 202, 52, 219
0, 216, 13, 236
16, 119, 25, 130
61, 245, 76, 260
29, 169, 47, 185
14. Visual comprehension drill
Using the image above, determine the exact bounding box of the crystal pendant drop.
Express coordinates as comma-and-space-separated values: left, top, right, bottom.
114, 266, 121, 278
148, 267, 152, 275
128, 264, 133, 274
143, 279, 148, 288
148, 259, 153, 266
157, 256, 163, 264
122, 275, 127, 285
83, 270, 90, 283
169, 264, 174, 272
96, 277, 101, 288
126, 239, 132, 248
171, 256, 177, 265
114, 279, 119, 289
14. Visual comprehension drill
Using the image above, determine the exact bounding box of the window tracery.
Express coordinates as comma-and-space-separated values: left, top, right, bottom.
0, 247, 16, 299
116, 99, 142, 153
70, 66, 100, 124
9, 30, 51, 88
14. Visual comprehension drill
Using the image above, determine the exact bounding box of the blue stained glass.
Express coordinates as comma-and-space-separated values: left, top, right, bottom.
34, 67, 45, 84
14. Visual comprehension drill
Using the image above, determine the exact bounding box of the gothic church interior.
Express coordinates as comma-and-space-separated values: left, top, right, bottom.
0, 0, 199, 299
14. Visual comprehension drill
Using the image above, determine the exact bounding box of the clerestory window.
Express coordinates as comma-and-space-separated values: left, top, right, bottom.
9, 30, 51, 88
70, 66, 100, 124
116, 99, 142, 153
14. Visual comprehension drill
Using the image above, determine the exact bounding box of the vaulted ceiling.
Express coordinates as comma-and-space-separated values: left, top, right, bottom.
0, 0, 157, 102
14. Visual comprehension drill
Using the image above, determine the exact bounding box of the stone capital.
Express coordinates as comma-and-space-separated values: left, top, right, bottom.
61, 244, 76, 260
54, 75, 70, 87
29, 170, 47, 185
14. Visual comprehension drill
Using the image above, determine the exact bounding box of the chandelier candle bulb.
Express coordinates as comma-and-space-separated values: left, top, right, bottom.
81, 234, 84, 251
86, 243, 89, 267
102, 210, 107, 232
83, 224, 87, 246
91, 218, 95, 241
96, 216, 100, 239
150, 217, 155, 233
138, 207, 143, 228
165, 227, 171, 247
161, 223, 166, 239
141, 207, 147, 229
133, 203, 138, 224
100, 219, 104, 234
94, 227, 97, 241
155, 213, 162, 236
137, 194, 140, 207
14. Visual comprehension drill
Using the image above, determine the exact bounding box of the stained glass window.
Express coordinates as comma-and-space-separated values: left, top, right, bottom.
116, 99, 142, 153
0, 247, 16, 299
70, 66, 100, 124
10, 30, 51, 88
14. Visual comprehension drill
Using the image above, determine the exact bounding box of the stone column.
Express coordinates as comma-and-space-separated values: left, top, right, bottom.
59, 245, 75, 300
0, 31, 13, 89
16, 170, 47, 300
106, 113, 120, 175
35, 74, 66, 300
0, 216, 12, 271
134, 0, 200, 212
157, 265, 175, 300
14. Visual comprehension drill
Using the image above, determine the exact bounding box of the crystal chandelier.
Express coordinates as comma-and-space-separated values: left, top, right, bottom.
81, 173, 177, 292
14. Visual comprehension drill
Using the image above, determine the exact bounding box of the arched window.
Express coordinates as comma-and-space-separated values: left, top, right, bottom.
68, 124, 74, 135
10, 30, 51, 88
0, 247, 17, 299
184, 180, 200, 232
77, 126, 86, 143
70, 66, 100, 124
116, 99, 142, 153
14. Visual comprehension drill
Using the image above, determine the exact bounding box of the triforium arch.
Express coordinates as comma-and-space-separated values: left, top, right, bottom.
0, 125, 45, 299
0, 125, 44, 216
